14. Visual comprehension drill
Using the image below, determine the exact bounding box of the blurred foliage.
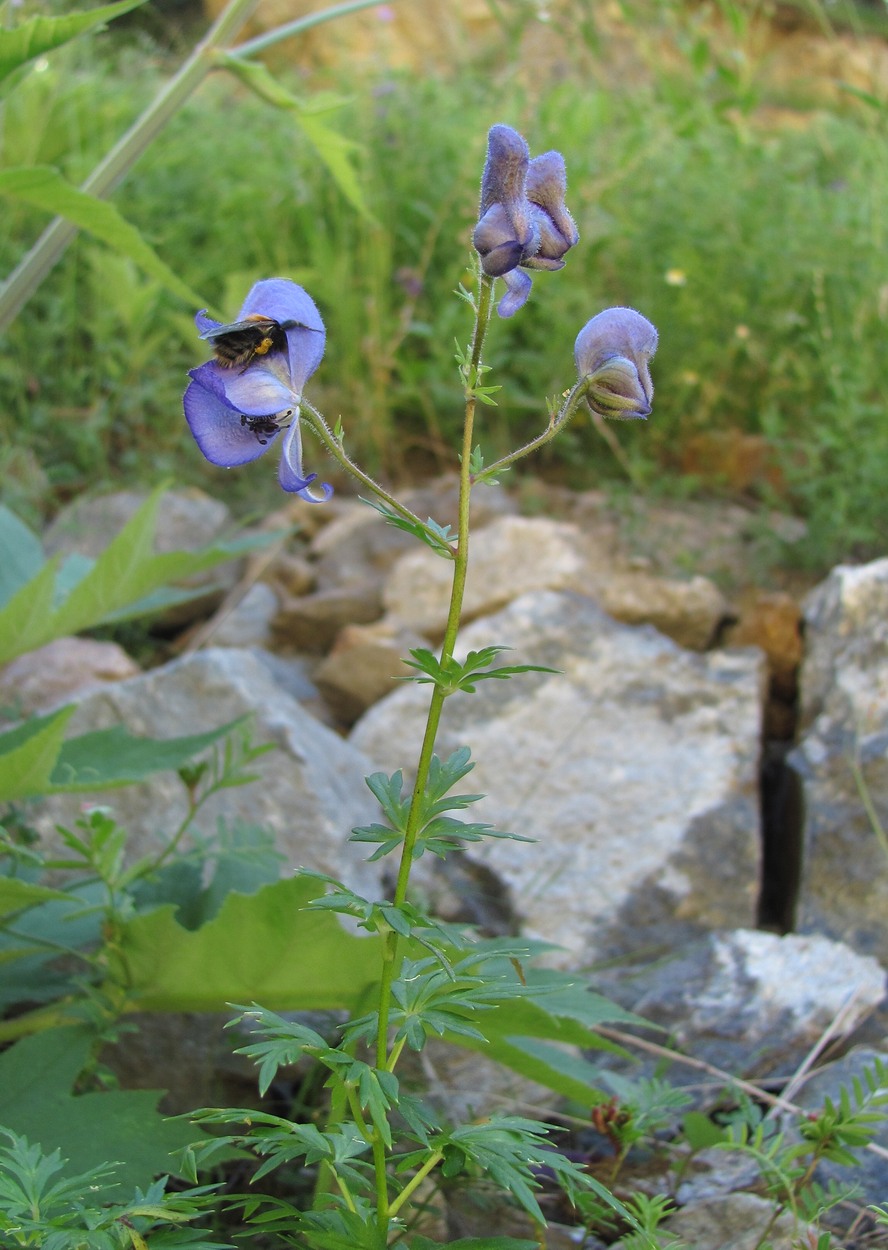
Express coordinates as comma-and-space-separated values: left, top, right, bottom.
1, 0, 887, 565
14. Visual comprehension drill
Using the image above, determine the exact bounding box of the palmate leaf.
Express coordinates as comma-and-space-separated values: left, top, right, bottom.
0, 1026, 196, 1191
404, 645, 558, 693
359, 496, 456, 556
0, 0, 146, 86
0, 168, 206, 308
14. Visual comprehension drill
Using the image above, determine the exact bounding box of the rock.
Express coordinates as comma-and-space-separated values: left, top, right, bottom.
351, 591, 766, 967
43, 489, 240, 627
44, 489, 230, 560
34, 648, 382, 898
0, 637, 140, 719
790, 559, 888, 958
724, 590, 804, 741
193, 582, 279, 650
596, 929, 885, 1083
795, 558, 888, 737
271, 583, 384, 653
314, 619, 425, 726
383, 514, 729, 650
382, 516, 586, 638
724, 590, 803, 702
622, 1191, 831, 1250
598, 571, 728, 651
311, 479, 514, 592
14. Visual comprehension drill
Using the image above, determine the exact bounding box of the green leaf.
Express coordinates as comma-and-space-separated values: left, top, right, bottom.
0, 506, 44, 609
0, 706, 76, 802
0, 558, 59, 666
0, 487, 274, 665
0, 167, 207, 308
0, 0, 146, 85
216, 56, 374, 221
49, 718, 245, 793
0, 877, 71, 917
116, 875, 385, 1012
0, 1025, 196, 1191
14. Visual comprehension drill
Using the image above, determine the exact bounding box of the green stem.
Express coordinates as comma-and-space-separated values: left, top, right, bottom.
231, 0, 397, 58
388, 1149, 445, 1218
300, 400, 456, 557
370, 272, 495, 1228
475, 374, 592, 483
0, 0, 259, 333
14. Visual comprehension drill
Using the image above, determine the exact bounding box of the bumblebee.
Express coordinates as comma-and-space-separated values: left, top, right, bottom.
200, 313, 318, 370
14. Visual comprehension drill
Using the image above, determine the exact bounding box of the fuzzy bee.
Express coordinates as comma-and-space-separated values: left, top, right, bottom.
200, 313, 319, 371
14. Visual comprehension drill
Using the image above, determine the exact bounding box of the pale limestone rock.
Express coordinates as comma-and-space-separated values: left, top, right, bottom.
352, 590, 766, 967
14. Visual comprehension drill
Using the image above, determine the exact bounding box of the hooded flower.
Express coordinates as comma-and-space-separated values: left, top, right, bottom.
574, 307, 658, 420
472, 124, 578, 318
184, 278, 332, 502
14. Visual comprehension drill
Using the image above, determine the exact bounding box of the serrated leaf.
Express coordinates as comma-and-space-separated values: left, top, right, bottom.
0, 1026, 195, 1191
0, 0, 145, 85
115, 875, 385, 1012
0, 168, 207, 308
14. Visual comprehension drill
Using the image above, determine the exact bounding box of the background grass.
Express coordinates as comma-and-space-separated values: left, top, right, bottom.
2, 0, 887, 569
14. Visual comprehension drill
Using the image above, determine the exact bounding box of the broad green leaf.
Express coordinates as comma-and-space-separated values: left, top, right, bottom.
49, 718, 244, 792
116, 874, 635, 1103
116, 875, 385, 1012
55, 487, 260, 634
0, 167, 206, 308
217, 55, 374, 221
0, 506, 44, 609
0, 706, 75, 802
0, 1025, 195, 1190
0, 487, 278, 665
0, 0, 146, 85
0, 558, 59, 664
0, 878, 71, 916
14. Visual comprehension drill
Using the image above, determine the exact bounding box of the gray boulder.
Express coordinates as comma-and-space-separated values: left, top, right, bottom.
351, 591, 766, 966
35, 648, 382, 898
791, 559, 888, 958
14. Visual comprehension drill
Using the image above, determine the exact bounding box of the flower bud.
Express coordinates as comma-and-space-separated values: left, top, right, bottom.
472, 124, 578, 317
575, 307, 658, 420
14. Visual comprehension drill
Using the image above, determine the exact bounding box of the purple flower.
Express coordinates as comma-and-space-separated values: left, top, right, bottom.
574, 307, 658, 420
472, 124, 578, 318
184, 278, 332, 501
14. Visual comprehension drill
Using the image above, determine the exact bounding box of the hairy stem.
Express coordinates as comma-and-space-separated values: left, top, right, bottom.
371, 272, 495, 1229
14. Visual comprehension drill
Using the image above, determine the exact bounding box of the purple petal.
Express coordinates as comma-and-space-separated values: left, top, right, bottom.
479, 125, 530, 217
216, 364, 295, 416
496, 268, 533, 318
195, 309, 221, 336
575, 307, 658, 406
184, 365, 276, 467
526, 151, 579, 258
239, 278, 326, 394
278, 419, 333, 502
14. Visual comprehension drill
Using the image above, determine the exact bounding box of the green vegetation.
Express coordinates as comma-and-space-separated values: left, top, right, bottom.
2, 2, 887, 566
